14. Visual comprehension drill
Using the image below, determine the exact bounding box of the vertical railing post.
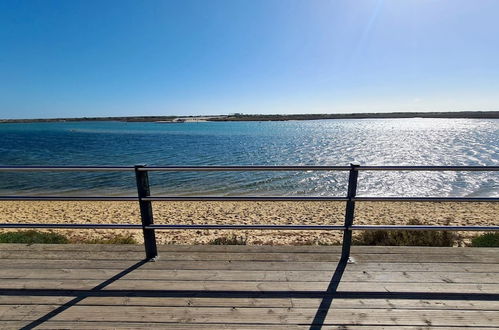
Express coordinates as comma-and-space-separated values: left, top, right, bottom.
341, 162, 360, 262
134, 165, 158, 260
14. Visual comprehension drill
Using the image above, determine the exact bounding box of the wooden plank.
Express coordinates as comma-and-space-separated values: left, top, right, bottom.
347, 262, 499, 273
0, 251, 344, 262
2, 244, 498, 260
63, 297, 499, 311
0, 321, 307, 330
104, 280, 499, 293
351, 253, 498, 263
0, 243, 145, 252
0, 296, 74, 306
0, 321, 492, 330
0, 259, 145, 270
1, 244, 496, 255
1, 250, 496, 263
1, 259, 498, 273
0, 278, 498, 293
0, 268, 497, 284
1, 305, 499, 327
2, 296, 498, 311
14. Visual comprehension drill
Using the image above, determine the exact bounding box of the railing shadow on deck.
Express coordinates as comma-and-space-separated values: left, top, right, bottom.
17, 259, 149, 330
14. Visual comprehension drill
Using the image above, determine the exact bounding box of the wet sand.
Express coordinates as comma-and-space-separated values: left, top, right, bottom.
0, 201, 496, 245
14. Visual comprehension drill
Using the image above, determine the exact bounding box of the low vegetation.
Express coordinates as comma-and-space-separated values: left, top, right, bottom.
0, 230, 69, 244
0, 231, 137, 244
208, 235, 247, 245
471, 233, 499, 247
353, 220, 457, 247
1, 229, 496, 247
354, 229, 456, 247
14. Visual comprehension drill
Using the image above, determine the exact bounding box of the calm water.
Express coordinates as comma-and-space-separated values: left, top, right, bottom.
0, 119, 498, 197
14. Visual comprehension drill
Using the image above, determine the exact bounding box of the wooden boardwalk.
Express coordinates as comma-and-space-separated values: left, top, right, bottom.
0, 244, 498, 329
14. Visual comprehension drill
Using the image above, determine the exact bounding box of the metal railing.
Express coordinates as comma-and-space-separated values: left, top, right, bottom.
0, 164, 498, 260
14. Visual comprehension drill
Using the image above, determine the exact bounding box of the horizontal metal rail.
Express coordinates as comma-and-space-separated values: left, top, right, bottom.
0, 165, 351, 172
143, 196, 347, 202
147, 224, 345, 230
0, 223, 142, 229
2, 223, 497, 231
138, 165, 351, 171
353, 197, 499, 202
356, 165, 499, 171
351, 225, 499, 231
0, 223, 345, 231
0, 166, 135, 172
1, 196, 497, 202
0, 196, 138, 201
1, 165, 498, 172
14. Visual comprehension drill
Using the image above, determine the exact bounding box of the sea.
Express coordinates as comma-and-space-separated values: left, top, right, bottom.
0, 118, 498, 197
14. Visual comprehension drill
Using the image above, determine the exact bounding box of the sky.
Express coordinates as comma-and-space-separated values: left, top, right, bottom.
1, 0, 499, 119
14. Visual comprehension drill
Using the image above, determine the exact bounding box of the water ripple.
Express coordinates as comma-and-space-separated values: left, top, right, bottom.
0, 119, 497, 197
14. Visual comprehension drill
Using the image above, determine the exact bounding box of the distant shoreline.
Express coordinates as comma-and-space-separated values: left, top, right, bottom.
1, 111, 498, 123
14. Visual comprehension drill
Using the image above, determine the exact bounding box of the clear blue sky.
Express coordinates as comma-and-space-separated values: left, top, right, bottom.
1, 0, 498, 119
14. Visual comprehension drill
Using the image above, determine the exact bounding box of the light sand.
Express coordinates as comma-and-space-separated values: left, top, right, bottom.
0, 201, 496, 245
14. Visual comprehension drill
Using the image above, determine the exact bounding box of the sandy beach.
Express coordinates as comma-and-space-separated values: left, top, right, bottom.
0, 201, 496, 245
